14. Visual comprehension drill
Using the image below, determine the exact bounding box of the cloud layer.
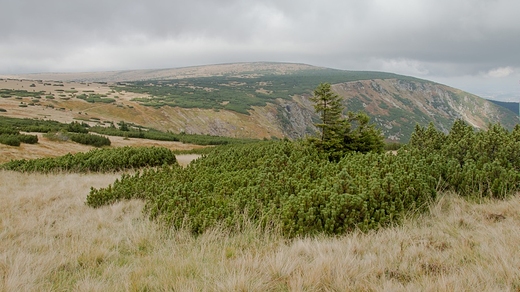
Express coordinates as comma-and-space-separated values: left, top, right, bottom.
1, 0, 519, 99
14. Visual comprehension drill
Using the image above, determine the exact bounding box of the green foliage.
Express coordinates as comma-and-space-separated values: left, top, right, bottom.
87, 141, 436, 237
0, 126, 38, 146
0, 116, 67, 133
68, 133, 111, 147
310, 83, 343, 142
0, 88, 45, 98
384, 142, 404, 151
340, 112, 385, 154
308, 83, 384, 160
66, 121, 89, 133
0, 135, 21, 146
42, 131, 110, 147
118, 121, 129, 131
408, 122, 445, 152
407, 120, 520, 198
88, 125, 258, 146
76, 93, 115, 103
17, 134, 38, 144
86, 119, 520, 238
0, 146, 177, 173
0, 127, 19, 135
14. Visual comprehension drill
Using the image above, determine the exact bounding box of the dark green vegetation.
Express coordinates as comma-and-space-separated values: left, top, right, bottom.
1, 84, 111, 104
0, 127, 38, 146
88, 141, 436, 237
0, 88, 45, 99
0, 146, 176, 173
309, 83, 384, 160
89, 125, 258, 146
0, 117, 110, 147
0, 116, 73, 133
86, 120, 520, 237
408, 121, 520, 197
76, 93, 116, 103
113, 69, 415, 115
45, 132, 112, 147
0, 116, 257, 146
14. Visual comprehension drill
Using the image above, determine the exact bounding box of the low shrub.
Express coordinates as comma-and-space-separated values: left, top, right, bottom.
68, 133, 111, 147
87, 141, 437, 237
17, 134, 38, 144
86, 121, 520, 238
1, 146, 177, 173
0, 134, 21, 146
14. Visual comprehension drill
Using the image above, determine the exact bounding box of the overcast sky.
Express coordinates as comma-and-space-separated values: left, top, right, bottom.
1, 0, 519, 100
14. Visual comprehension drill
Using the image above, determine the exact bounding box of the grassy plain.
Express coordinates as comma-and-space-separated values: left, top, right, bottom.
1, 170, 519, 291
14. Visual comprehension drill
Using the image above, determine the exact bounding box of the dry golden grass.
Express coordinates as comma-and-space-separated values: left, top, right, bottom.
0, 78, 285, 138
1, 170, 520, 291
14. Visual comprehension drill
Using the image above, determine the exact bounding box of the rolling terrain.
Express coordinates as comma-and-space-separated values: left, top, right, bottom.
2, 62, 518, 142
2, 63, 520, 291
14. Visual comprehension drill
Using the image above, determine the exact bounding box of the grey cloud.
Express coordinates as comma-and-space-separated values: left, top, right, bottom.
1, 0, 519, 99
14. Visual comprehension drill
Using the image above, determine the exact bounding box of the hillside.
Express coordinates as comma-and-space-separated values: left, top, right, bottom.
1, 62, 518, 142
489, 100, 519, 116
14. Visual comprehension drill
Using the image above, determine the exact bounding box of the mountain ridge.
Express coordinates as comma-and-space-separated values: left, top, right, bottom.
1, 62, 517, 142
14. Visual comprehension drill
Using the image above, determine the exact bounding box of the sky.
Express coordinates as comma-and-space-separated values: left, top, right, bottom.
1, 0, 519, 100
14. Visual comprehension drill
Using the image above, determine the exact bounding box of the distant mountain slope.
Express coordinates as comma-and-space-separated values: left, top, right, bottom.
488, 100, 519, 116
2, 63, 320, 82
1, 62, 518, 142
331, 79, 518, 141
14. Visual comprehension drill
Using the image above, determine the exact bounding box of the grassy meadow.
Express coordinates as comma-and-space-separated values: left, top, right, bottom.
1, 170, 519, 291
1, 105, 520, 290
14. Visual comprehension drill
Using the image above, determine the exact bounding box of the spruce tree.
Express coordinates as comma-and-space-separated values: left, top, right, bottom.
309, 83, 384, 159
310, 83, 343, 142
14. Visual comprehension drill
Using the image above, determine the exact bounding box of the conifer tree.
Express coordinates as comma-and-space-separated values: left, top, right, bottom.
309, 83, 384, 159
310, 83, 343, 142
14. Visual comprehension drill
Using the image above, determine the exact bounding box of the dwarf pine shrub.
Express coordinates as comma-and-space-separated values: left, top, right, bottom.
1, 146, 176, 173
88, 141, 437, 237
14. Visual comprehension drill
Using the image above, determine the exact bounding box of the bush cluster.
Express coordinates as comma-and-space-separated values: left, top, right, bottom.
87, 141, 436, 237
43, 131, 110, 147
0, 116, 68, 133
68, 133, 111, 147
407, 120, 520, 198
0, 135, 21, 146
89, 125, 258, 145
0, 146, 177, 173
86, 120, 520, 237
0, 127, 38, 146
